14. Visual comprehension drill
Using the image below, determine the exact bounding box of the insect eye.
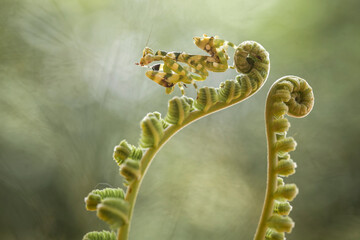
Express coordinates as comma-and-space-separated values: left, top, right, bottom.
142, 47, 152, 57
151, 64, 161, 71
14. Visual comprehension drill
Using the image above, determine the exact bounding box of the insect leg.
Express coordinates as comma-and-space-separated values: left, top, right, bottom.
204, 46, 229, 72
160, 61, 176, 94
145, 70, 174, 89
185, 56, 209, 81
145, 63, 175, 90
145, 57, 189, 94
162, 56, 193, 85
192, 35, 233, 73
177, 83, 185, 95
192, 82, 198, 92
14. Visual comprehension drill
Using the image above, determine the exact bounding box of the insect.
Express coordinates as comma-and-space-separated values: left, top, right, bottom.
137, 34, 236, 94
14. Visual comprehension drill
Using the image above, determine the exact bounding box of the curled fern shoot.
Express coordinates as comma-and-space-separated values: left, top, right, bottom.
83, 38, 284, 240
254, 76, 314, 240
113, 40, 270, 240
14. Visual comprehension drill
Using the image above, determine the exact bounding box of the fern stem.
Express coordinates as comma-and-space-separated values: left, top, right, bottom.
117, 96, 263, 240
116, 40, 270, 240
254, 76, 314, 240
253, 96, 277, 240
84, 40, 271, 240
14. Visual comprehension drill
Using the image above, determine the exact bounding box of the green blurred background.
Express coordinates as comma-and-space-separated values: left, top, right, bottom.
1, 0, 359, 239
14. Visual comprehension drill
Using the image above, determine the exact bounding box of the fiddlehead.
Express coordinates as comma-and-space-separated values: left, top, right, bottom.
254, 76, 314, 240
83, 38, 270, 240
234, 41, 270, 96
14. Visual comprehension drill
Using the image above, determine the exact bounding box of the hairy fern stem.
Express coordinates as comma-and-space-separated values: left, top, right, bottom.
254, 76, 314, 240
254, 93, 281, 240
118, 90, 269, 239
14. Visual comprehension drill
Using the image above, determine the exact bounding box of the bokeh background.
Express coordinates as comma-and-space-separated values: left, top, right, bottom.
1, 0, 359, 239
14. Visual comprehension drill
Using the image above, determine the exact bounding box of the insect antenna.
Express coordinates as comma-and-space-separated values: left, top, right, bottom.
135, 26, 154, 66
145, 24, 153, 47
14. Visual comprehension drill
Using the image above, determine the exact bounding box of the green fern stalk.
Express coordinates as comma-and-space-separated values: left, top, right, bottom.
254, 76, 314, 240
117, 41, 270, 240
82, 40, 270, 240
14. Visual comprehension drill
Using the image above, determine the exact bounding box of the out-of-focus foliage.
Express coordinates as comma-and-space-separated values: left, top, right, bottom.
0, 0, 359, 239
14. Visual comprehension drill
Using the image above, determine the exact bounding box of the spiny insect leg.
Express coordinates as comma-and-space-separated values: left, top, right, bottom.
182, 62, 208, 82
193, 35, 234, 73
145, 70, 173, 88
163, 51, 209, 82
162, 56, 193, 84
204, 46, 229, 72
146, 58, 190, 94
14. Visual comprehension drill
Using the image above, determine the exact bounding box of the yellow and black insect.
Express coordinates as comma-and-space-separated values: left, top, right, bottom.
137, 34, 235, 94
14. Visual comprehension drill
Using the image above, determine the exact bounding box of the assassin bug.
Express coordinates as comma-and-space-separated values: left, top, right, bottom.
136, 34, 236, 94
